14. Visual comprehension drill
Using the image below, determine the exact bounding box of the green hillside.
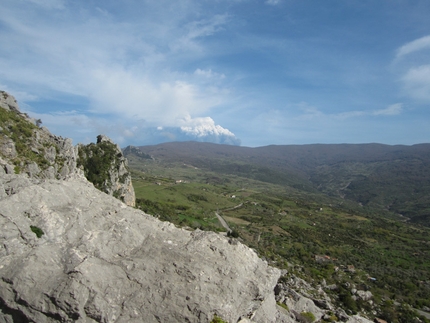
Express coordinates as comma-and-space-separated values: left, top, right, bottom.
127, 142, 430, 226
125, 143, 430, 323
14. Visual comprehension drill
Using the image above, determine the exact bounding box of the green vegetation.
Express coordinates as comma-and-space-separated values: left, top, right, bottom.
30, 225, 44, 238
210, 315, 228, 323
277, 302, 289, 311
127, 147, 430, 322
227, 229, 239, 238
77, 140, 124, 191
0, 108, 51, 170
300, 311, 316, 322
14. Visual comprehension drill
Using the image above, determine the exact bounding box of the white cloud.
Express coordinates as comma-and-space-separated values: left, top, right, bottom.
394, 37, 430, 103
336, 110, 366, 119
26, 0, 65, 10
402, 65, 430, 102
373, 103, 403, 116
295, 102, 402, 121
297, 104, 324, 120
396, 35, 430, 58
266, 0, 281, 5
171, 14, 230, 52
180, 115, 234, 137
194, 69, 225, 79
0, 2, 232, 134
179, 115, 240, 145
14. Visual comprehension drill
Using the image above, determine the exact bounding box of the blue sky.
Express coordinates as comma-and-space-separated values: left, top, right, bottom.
1, 0, 430, 147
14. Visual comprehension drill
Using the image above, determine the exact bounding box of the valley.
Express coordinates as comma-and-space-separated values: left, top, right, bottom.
125, 142, 430, 323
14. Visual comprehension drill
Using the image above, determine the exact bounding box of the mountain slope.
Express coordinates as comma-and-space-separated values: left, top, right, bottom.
127, 142, 430, 225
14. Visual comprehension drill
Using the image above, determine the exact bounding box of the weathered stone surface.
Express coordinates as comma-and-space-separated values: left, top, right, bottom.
346, 315, 373, 323
356, 290, 373, 301
0, 92, 83, 181
0, 172, 285, 322
275, 275, 373, 323
77, 135, 136, 207
0, 90, 133, 206
0, 137, 17, 159
0, 91, 20, 112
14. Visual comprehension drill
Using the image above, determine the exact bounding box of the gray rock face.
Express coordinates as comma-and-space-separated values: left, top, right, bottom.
275, 275, 373, 323
77, 135, 136, 207
0, 172, 285, 322
0, 91, 20, 112
0, 90, 134, 206
0, 91, 83, 180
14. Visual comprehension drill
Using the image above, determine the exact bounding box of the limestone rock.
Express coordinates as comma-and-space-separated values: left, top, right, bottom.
0, 91, 20, 112
0, 172, 286, 322
77, 135, 136, 206
356, 290, 373, 301
275, 275, 373, 323
0, 92, 83, 180
0, 90, 133, 206
0, 137, 17, 159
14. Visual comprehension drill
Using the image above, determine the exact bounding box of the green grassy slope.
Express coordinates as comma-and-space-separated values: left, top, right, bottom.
129, 142, 430, 225
126, 144, 430, 322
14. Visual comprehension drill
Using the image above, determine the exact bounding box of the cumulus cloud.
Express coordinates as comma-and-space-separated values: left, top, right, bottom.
0, 1, 237, 145
396, 35, 430, 58
179, 115, 241, 145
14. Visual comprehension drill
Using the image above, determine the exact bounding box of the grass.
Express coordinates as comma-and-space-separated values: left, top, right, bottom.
127, 149, 430, 322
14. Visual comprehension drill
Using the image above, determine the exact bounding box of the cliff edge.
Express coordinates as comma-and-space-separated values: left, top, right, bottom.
0, 90, 287, 322
0, 91, 375, 323
0, 173, 284, 322
0, 91, 135, 207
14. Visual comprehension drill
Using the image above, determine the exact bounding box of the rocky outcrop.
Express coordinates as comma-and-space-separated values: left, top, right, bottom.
0, 91, 20, 112
0, 91, 135, 206
0, 170, 286, 322
77, 135, 135, 207
275, 274, 373, 323
1, 90, 378, 322
0, 91, 82, 180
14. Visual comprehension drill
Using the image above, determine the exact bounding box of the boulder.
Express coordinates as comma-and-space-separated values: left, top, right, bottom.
0, 173, 286, 322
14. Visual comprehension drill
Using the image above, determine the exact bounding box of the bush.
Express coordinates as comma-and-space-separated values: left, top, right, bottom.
300, 312, 316, 323
277, 302, 289, 311
211, 314, 228, 323
227, 229, 239, 238
30, 225, 44, 238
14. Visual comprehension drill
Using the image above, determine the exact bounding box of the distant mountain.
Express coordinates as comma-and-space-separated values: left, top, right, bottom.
125, 142, 430, 225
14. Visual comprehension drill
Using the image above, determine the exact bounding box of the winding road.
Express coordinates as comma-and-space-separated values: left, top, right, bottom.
215, 203, 243, 232
215, 212, 232, 232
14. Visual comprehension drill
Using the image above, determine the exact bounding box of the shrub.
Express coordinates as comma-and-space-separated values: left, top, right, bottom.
211, 314, 228, 323
77, 141, 121, 191
277, 302, 289, 311
30, 225, 44, 238
299, 312, 316, 323
227, 229, 239, 238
